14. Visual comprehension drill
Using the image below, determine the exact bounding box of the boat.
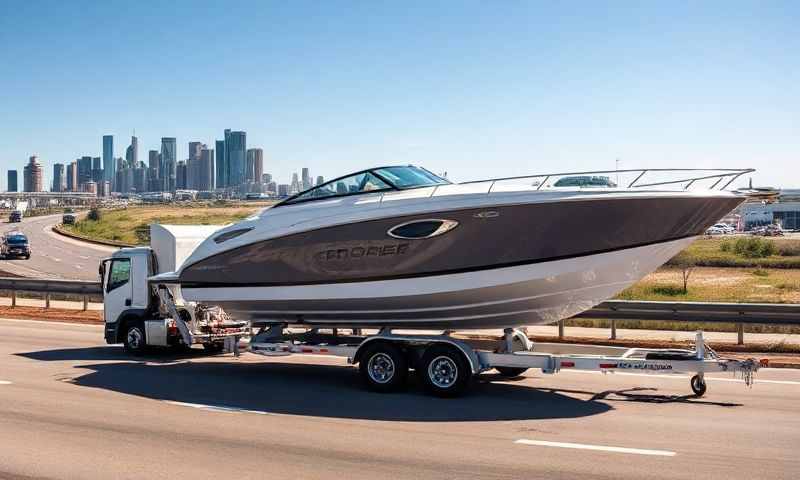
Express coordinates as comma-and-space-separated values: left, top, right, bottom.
158, 165, 752, 329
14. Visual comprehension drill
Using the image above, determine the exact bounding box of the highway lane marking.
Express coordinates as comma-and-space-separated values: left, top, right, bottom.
514, 439, 676, 457
166, 400, 274, 415
561, 369, 800, 385
0, 380, 12, 385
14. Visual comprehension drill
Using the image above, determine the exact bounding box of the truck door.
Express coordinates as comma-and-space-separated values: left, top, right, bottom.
103, 258, 132, 325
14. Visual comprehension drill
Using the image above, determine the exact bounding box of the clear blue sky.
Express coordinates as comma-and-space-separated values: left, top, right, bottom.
1, 1, 797, 189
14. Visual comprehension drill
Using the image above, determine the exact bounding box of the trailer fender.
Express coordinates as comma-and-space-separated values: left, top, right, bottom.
353, 335, 483, 375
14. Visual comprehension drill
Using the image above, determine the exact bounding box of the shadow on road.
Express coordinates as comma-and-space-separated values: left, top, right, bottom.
17, 346, 613, 422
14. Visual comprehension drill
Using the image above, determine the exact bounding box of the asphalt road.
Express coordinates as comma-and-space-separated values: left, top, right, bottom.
1, 319, 799, 479
0, 214, 115, 281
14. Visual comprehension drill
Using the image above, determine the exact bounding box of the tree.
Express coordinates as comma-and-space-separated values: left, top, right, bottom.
671, 251, 696, 294
87, 207, 102, 222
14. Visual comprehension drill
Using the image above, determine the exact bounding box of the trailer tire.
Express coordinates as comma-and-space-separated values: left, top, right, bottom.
495, 367, 528, 377
690, 375, 707, 397
359, 342, 408, 393
421, 345, 471, 397
123, 321, 147, 356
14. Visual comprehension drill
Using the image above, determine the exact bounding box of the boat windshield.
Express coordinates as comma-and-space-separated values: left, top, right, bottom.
278, 165, 449, 206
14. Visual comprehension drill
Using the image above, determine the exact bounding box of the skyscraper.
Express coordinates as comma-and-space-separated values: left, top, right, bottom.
103, 135, 114, 185
199, 147, 215, 191
290, 172, 300, 193
125, 136, 138, 166
66, 162, 77, 191
226, 131, 246, 189
92, 156, 102, 182
148, 150, 160, 192
301, 168, 311, 191
160, 137, 177, 191
215, 139, 226, 188
52, 163, 66, 192
23, 156, 43, 192
176, 161, 187, 190
316, 175, 324, 186
245, 148, 263, 183
78, 156, 93, 187
7, 170, 18, 192
188, 141, 204, 189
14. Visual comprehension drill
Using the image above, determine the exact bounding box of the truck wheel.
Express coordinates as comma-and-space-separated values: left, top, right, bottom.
123, 322, 147, 356
421, 345, 471, 397
495, 367, 528, 377
359, 342, 408, 393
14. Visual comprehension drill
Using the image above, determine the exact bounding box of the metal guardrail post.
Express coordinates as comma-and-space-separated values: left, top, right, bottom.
83, 295, 88, 311
558, 319, 565, 339
737, 323, 744, 345
45, 292, 50, 309
11, 289, 16, 307
610, 319, 617, 340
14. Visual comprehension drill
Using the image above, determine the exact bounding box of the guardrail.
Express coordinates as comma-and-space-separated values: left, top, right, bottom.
0, 277, 797, 344
0, 277, 102, 310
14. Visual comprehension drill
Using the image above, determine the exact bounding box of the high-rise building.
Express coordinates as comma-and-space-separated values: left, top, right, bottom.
98, 180, 111, 197
215, 139, 226, 188
92, 156, 103, 182
83, 181, 97, 195
316, 175, 324, 186
7, 170, 18, 192
226, 131, 246, 189
133, 162, 147, 193
160, 137, 177, 191
23, 156, 44, 192
301, 167, 311, 191
125, 136, 138, 166
278, 184, 290, 196
290, 172, 300, 193
188, 141, 203, 189
148, 150, 160, 192
103, 135, 114, 185
176, 161, 187, 190
52, 163, 66, 192
262, 173, 272, 184
245, 148, 263, 184
199, 147, 215, 191
77, 156, 93, 188
66, 162, 77, 191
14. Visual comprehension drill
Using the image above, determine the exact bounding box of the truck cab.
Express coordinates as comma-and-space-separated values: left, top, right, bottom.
101, 224, 248, 355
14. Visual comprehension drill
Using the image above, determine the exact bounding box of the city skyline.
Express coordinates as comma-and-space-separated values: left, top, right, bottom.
0, 2, 797, 189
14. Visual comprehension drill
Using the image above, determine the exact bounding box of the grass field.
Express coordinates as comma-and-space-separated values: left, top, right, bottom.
63, 203, 270, 245
670, 235, 800, 268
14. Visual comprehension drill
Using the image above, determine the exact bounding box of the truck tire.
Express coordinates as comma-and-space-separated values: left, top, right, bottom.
359, 342, 408, 393
123, 321, 147, 356
420, 344, 471, 397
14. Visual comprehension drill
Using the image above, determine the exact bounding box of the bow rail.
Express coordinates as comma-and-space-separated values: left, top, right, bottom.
458, 168, 754, 193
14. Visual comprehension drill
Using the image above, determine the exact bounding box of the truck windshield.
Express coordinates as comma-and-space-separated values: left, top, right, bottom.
6, 236, 27, 244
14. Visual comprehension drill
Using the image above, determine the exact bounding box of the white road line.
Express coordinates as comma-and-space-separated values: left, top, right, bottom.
0, 380, 12, 385
561, 369, 800, 385
166, 400, 274, 415
514, 439, 676, 457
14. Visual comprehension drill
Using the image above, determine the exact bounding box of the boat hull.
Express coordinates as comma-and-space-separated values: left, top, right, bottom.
181, 236, 695, 328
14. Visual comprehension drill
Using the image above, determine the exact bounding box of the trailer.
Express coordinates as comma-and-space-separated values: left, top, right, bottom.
248, 325, 760, 397
102, 224, 760, 397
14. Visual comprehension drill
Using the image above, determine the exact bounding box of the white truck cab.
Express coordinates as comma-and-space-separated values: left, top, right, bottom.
101, 225, 248, 354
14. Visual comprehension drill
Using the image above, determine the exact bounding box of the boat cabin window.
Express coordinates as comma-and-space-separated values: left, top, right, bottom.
285, 172, 391, 204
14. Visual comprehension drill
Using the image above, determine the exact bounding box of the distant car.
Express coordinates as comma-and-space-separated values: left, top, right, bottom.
710, 223, 735, 234
763, 225, 785, 237
9, 210, 22, 222
705, 226, 726, 235
62, 213, 77, 225
1, 232, 30, 259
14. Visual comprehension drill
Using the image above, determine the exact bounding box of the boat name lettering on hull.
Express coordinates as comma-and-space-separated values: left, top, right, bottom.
316, 243, 410, 261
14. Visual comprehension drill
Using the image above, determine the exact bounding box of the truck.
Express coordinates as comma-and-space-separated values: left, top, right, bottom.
102, 225, 760, 397
101, 224, 249, 354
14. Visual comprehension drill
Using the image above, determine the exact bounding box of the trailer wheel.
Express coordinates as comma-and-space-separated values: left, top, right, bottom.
123, 322, 147, 356
359, 343, 408, 393
690, 375, 707, 396
203, 342, 224, 354
495, 367, 528, 377
421, 345, 471, 397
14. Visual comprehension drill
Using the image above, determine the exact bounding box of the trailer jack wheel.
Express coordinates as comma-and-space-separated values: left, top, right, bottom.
691, 375, 707, 397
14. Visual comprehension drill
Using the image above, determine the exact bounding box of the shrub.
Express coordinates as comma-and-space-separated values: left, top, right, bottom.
752, 268, 770, 277
733, 237, 776, 258
777, 241, 800, 257
720, 240, 732, 252
87, 207, 102, 222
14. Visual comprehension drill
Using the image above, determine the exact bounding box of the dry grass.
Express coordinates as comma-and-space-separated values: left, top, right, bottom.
63, 202, 273, 245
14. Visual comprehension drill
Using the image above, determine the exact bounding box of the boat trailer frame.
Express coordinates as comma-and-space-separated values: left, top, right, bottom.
248, 326, 760, 397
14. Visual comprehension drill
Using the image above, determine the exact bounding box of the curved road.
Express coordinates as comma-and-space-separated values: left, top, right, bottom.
0, 214, 116, 281
1, 319, 799, 479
